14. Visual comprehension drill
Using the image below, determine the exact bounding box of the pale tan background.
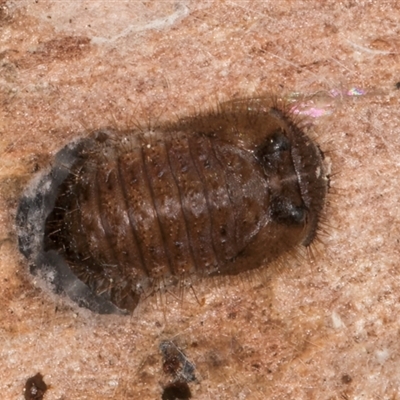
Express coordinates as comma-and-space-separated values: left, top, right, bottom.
1, 1, 400, 399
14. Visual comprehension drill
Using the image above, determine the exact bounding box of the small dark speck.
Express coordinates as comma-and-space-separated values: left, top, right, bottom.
24, 373, 47, 400
251, 362, 261, 370
395, 82, 400, 89
46, 15, 51, 19
341, 373, 352, 384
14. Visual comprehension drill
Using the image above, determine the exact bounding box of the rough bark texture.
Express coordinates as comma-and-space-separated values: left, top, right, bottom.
1, 1, 400, 399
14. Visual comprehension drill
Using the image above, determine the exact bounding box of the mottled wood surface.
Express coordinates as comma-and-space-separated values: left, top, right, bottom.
1, 1, 400, 399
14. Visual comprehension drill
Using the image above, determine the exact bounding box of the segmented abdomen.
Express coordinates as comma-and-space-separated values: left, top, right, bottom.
46, 132, 269, 310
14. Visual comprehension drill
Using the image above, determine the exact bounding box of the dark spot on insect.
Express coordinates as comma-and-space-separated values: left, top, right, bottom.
24, 373, 47, 400
16, 98, 329, 314
341, 374, 352, 384
162, 381, 191, 400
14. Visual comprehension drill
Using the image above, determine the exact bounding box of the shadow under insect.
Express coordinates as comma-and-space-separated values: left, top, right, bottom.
16, 98, 329, 314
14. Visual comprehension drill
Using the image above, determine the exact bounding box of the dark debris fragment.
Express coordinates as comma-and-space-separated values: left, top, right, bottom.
24, 373, 48, 400
160, 341, 196, 400
162, 381, 192, 400
160, 341, 196, 383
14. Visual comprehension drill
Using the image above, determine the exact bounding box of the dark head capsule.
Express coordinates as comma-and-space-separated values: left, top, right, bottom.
16, 98, 329, 314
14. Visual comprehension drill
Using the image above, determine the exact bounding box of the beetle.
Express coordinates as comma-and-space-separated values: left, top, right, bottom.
17, 98, 329, 314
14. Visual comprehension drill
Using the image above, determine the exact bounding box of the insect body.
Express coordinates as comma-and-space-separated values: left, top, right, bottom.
17, 99, 329, 314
